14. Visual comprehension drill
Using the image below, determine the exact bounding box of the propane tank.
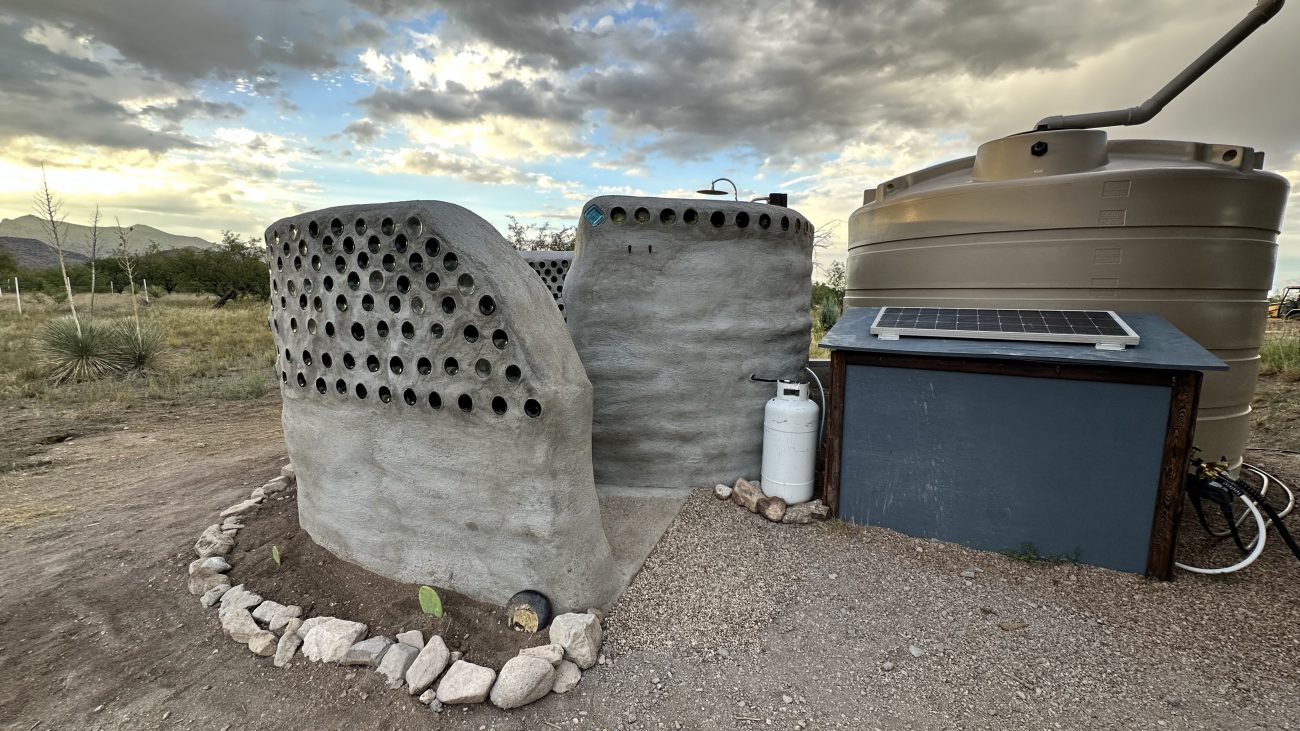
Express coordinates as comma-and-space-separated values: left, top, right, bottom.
761, 380, 820, 504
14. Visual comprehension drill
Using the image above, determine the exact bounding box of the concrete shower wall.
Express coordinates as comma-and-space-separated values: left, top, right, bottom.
521, 251, 573, 313
265, 201, 617, 611
564, 195, 814, 489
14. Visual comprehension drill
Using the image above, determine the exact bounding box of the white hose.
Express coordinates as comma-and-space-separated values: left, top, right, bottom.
1175, 494, 1268, 574
1205, 464, 1295, 550
804, 365, 826, 446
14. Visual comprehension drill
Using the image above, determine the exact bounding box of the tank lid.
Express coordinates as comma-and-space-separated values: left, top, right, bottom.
972, 130, 1109, 182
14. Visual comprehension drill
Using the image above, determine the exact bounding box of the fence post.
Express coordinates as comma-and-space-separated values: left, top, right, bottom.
143, 278, 150, 303
14, 277, 21, 315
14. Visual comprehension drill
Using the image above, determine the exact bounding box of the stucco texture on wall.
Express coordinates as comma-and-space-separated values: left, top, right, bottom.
264, 201, 617, 611
563, 196, 814, 489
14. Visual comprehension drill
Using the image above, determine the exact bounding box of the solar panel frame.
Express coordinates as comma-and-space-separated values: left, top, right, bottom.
869, 307, 1140, 349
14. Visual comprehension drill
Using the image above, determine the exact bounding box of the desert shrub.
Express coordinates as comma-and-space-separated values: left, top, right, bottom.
111, 318, 168, 375
815, 294, 841, 332
37, 316, 122, 384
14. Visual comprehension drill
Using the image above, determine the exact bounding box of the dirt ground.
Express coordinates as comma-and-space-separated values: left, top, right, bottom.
1, 381, 1299, 730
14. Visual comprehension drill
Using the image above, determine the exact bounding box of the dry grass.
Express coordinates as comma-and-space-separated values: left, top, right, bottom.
1260, 320, 1300, 381
0, 292, 275, 410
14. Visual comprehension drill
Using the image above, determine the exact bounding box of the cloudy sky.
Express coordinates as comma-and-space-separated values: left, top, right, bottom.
0, 0, 1297, 282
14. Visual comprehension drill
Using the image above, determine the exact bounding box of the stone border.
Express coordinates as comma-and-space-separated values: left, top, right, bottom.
714, 478, 830, 524
187, 464, 605, 712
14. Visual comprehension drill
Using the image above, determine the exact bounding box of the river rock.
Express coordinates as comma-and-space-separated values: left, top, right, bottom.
219, 499, 261, 519
714, 483, 733, 500
188, 556, 231, 576
550, 613, 603, 669
490, 655, 555, 709
757, 495, 788, 522
262, 476, 292, 494
552, 660, 581, 694
273, 618, 304, 667
782, 499, 831, 524
248, 630, 278, 657
194, 525, 233, 558
300, 618, 368, 663
342, 636, 393, 667
396, 630, 424, 649
221, 609, 261, 644
377, 643, 420, 689
520, 643, 564, 665
220, 585, 263, 612
268, 606, 303, 633
436, 660, 496, 705
188, 572, 230, 596
406, 635, 450, 695
731, 478, 763, 512
280, 463, 296, 481
200, 584, 230, 608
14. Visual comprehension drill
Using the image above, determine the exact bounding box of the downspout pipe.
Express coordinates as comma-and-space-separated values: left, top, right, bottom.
1035, 0, 1284, 131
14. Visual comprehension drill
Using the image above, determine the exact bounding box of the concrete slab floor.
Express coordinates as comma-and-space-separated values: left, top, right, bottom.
596, 484, 693, 600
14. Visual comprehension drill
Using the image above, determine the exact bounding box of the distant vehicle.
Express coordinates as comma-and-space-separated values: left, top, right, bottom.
1269, 286, 1300, 320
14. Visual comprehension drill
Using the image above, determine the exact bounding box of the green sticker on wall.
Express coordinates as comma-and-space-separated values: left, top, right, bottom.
583, 205, 606, 227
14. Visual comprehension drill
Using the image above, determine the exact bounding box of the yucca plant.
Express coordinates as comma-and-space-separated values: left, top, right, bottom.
37, 316, 121, 384
816, 294, 841, 332
111, 317, 168, 374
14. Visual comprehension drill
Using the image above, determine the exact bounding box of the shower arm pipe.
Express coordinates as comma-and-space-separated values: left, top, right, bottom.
1035, 0, 1284, 131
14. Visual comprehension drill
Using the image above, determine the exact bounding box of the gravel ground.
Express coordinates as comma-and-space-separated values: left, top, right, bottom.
578, 466, 1300, 731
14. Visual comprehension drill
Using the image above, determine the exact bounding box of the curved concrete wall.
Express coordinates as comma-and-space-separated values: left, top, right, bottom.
265, 201, 616, 611
564, 195, 814, 489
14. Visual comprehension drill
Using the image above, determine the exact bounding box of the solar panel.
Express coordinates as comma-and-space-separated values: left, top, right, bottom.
870, 307, 1140, 350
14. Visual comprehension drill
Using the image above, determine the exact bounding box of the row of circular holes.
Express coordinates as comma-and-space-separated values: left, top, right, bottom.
276, 239, 457, 276
274, 283, 494, 319
285, 348, 516, 379
606, 207, 810, 235
272, 214, 425, 248
274, 315, 507, 352
275, 264, 483, 304
282, 370, 541, 418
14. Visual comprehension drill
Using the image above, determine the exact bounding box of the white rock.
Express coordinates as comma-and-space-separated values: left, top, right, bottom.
200, 584, 230, 608
248, 631, 278, 657
219, 499, 261, 519
262, 476, 291, 494
220, 585, 263, 612
252, 601, 287, 624
273, 618, 304, 667
377, 643, 420, 689
194, 525, 234, 558
188, 572, 230, 596
267, 605, 303, 633
300, 618, 368, 663
428, 699, 444, 713
250, 487, 266, 501
908, 645, 926, 658
188, 556, 231, 576
221, 609, 261, 644
418, 688, 438, 705
520, 643, 564, 666
552, 660, 581, 694
342, 636, 393, 667
490, 655, 555, 709
435, 660, 496, 705
450, 651, 462, 663
549, 613, 603, 669
406, 635, 451, 695
396, 630, 424, 649
280, 463, 296, 481
714, 483, 733, 500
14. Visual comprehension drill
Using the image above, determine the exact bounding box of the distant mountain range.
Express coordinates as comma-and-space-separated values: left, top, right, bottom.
0, 236, 90, 269
0, 215, 216, 261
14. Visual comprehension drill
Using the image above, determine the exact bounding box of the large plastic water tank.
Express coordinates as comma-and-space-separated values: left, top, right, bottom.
847, 129, 1290, 470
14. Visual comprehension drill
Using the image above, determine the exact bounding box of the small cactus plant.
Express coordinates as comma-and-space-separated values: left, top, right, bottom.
418, 585, 443, 617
